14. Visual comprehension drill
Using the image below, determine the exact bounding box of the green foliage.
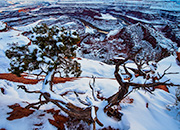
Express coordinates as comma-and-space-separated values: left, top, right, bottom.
6, 23, 82, 77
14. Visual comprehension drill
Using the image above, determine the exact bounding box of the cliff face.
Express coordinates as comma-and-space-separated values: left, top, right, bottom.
79, 23, 177, 63
162, 24, 180, 47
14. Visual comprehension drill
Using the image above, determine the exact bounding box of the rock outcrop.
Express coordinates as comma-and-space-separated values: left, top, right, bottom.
79, 23, 177, 63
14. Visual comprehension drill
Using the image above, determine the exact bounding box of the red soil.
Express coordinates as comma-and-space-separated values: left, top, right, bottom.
121, 96, 134, 104
155, 85, 169, 93
7, 103, 35, 120
0, 73, 169, 94
177, 51, 180, 62
46, 108, 69, 130
0, 73, 76, 84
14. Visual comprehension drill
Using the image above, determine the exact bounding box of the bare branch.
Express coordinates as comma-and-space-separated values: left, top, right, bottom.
74, 91, 90, 106
123, 64, 132, 80
166, 72, 179, 75
114, 58, 128, 87
126, 81, 180, 88
133, 59, 146, 77
158, 64, 172, 80
25, 100, 48, 110
17, 85, 41, 93
89, 76, 99, 102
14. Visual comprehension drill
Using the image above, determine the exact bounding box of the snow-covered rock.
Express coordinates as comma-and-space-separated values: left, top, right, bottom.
79, 23, 177, 63
0, 21, 7, 32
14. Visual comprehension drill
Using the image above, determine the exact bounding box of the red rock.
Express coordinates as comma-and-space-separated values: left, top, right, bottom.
155, 85, 169, 93
7, 103, 34, 120
176, 51, 180, 62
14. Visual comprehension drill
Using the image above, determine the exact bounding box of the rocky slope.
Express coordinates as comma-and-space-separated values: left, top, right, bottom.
79, 23, 177, 63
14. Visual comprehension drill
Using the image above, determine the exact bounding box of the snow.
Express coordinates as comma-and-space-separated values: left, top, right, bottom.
14, 20, 44, 32
56, 42, 64, 47
157, 55, 180, 83
76, 58, 115, 78
85, 26, 96, 34
121, 89, 180, 130
0, 21, 6, 31
94, 13, 117, 20
107, 29, 120, 39
91, 106, 96, 119
95, 100, 129, 130
28, 44, 40, 53
178, 47, 180, 52
0, 30, 30, 48
63, 22, 77, 27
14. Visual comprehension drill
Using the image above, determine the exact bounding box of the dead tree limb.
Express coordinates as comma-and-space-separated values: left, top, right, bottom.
105, 49, 180, 111
16, 48, 180, 127
18, 84, 93, 122
17, 85, 41, 94
103, 57, 129, 112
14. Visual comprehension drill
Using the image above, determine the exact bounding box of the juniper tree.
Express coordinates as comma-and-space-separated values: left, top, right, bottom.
6, 23, 82, 90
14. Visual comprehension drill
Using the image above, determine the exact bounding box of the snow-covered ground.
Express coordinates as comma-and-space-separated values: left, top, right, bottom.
0, 25, 179, 130
120, 55, 180, 130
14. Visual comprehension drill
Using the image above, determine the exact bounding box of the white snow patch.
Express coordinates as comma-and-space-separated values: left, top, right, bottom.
76, 58, 115, 78
56, 42, 64, 47
94, 13, 117, 20
0, 21, 6, 31
121, 89, 180, 130
107, 29, 120, 38
85, 26, 96, 34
